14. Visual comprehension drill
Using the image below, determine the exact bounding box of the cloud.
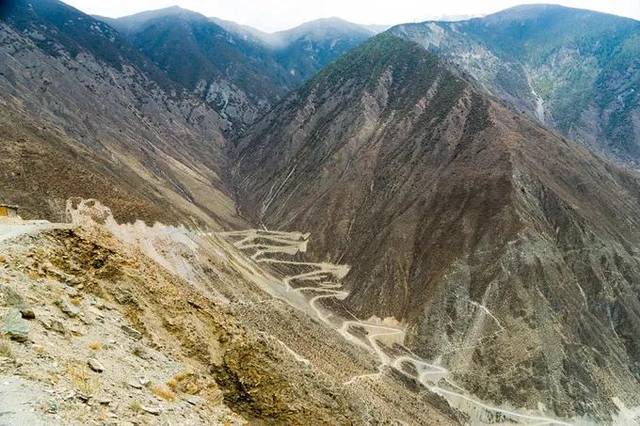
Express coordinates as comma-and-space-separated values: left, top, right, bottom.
63, 0, 640, 32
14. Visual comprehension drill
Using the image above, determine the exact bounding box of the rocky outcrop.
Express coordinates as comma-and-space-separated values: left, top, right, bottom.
0, 200, 461, 424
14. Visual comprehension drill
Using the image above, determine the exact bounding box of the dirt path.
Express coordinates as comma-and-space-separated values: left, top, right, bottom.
220, 229, 574, 426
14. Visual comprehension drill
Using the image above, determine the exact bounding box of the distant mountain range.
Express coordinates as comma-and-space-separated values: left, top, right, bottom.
97, 8, 379, 132
92, 5, 640, 165
391, 4, 640, 164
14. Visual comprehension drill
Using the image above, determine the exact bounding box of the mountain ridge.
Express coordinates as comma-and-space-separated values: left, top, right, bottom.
389, 4, 640, 164
233, 33, 640, 421
96, 7, 378, 132
0, 0, 241, 227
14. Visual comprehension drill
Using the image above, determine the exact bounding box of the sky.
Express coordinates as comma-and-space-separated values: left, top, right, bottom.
63, 0, 640, 32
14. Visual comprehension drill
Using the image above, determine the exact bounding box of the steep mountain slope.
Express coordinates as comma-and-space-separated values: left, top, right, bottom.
234, 34, 640, 422
0, 0, 240, 227
390, 5, 640, 164
101, 10, 376, 132
101, 7, 292, 132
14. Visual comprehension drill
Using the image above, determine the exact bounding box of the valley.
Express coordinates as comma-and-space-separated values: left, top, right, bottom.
2, 0, 640, 424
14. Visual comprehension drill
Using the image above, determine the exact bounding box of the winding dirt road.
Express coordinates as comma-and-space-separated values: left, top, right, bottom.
219, 229, 573, 426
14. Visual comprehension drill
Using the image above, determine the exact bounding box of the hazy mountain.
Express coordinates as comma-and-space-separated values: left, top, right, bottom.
96, 7, 293, 132
208, 16, 271, 44
0, 0, 240, 227
99, 10, 377, 132
263, 17, 378, 82
234, 33, 640, 421
390, 4, 640, 164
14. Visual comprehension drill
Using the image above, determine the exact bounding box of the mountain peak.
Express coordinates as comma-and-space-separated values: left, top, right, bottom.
107, 5, 208, 34
233, 25, 640, 423
483, 2, 638, 23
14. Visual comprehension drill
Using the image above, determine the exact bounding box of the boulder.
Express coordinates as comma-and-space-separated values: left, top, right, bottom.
1, 309, 29, 342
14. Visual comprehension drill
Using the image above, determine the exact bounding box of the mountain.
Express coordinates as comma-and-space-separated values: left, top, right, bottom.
233, 33, 640, 422
264, 18, 379, 83
0, 0, 240, 228
100, 10, 376, 132
98, 7, 292, 132
390, 5, 640, 164
0, 2, 462, 423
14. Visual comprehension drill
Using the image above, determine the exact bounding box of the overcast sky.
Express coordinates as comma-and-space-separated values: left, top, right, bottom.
63, 0, 640, 32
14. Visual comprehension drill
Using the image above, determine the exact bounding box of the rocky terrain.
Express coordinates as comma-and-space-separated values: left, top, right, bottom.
234, 33, 640, 422
0, 199, 463, 424
99, 9, 376, 133
389, 5, 640, 164
0, 0, 240, 228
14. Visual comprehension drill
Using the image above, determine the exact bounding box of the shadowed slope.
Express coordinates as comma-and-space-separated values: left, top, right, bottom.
0, 0, 241, 228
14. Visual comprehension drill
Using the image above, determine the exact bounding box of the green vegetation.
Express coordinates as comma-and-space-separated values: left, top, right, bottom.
396, 5, 640, 161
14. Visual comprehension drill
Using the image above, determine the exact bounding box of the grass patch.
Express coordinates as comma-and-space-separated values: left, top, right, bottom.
167, 370, 200, 395
67, 363, 100, 396
128, 400, 143, 413
88, 341, 102, 351
151, 384, 176, 401
0, 341, 13, 359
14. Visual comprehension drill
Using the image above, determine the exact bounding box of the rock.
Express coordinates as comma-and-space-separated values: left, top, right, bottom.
121, 325, 142, 340
20, 308, 35, 320
50, 269, 81, 286
76, 393, 91, 403
1, 309, 29, 342
114, 291, 136, 305
1, 287, 24, 308
132, 344, 149, 360
46, 400, 59, 414
32, 344, 45, 354
50, 319, 66, 335
141, 405, 161, 416
98, 397, 112, 405
55, 298, 80, 318
127, 380, 142, 389
186, 395, 202, 406
87, 358, 105, 373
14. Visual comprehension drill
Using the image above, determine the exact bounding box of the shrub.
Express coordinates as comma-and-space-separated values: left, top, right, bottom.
151, 384, 176, 401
